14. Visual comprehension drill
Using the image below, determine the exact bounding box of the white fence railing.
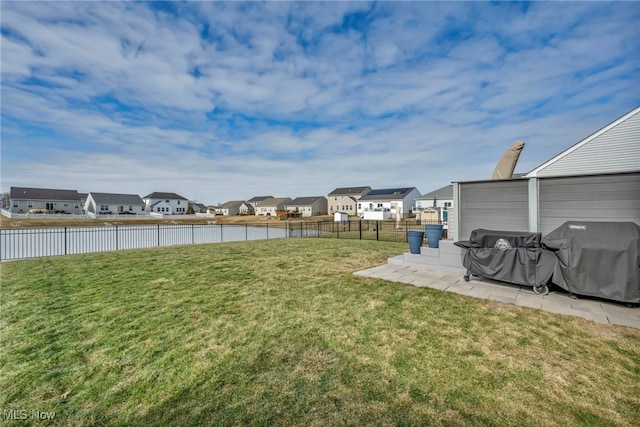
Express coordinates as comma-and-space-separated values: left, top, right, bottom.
0, 223, 292, 261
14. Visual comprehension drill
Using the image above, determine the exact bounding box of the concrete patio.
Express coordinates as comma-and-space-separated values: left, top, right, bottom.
354, 255, 640, 329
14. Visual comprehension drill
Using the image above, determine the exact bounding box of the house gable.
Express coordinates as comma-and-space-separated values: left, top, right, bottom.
526, 106, 640, 178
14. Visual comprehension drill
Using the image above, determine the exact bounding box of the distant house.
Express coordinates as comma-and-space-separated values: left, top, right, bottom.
216, 200, 245, 216
357, 187, 421, 219
85, 192, 145, 215
256, 197, 292, 216
415, 185, 454, 211
189, 202, 208, 214
332, 196, 358, 216
143, 192, 189, 215
9, 186, 82, 214
247, 196, 273, 214
327, 186, 371, 214
284, 196, 328, 217
239, 202, 254, 215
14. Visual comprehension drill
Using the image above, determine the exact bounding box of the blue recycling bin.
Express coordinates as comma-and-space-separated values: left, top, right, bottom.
407, 230, 425, 254
425, 224, 444, 248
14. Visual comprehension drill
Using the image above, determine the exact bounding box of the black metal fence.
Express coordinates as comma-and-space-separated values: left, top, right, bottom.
0, 220, 445, 261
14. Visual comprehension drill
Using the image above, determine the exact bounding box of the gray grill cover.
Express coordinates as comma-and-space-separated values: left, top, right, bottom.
542, 221, 640, 303
458, 230, 555, 287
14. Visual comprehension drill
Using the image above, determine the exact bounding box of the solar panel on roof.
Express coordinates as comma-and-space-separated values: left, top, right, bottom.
367, 188, 410, 195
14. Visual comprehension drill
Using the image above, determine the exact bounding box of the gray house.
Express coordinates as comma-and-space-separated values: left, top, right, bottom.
451, 106, 640, 241
285, 196, 328, 217
416, 185, 454, 211
9, 187, 82, 214
216, 200, 245, 216
85, 192, 146, 215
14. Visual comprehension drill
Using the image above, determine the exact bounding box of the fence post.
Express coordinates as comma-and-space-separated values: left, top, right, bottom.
157, 224, 160, 246
220, 223, 223, 242
267, 222, 269, 239
115, 225, 119, 250
64, 227, 68, 255
246, 223, 248, 240
359, 220, 362, 240
376, 221, 379, 241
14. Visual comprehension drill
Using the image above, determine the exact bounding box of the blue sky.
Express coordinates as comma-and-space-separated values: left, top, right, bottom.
1, 1, 639, 205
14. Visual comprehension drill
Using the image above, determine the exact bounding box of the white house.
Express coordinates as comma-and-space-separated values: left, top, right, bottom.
357, 187, 421, 219
143, 192, 189, 215
85, 192, 145, 215
9, 187, 82, 214
284, 196, 328, 217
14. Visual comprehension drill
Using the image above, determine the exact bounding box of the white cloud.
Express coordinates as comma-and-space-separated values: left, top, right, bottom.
1, 1, 638, 204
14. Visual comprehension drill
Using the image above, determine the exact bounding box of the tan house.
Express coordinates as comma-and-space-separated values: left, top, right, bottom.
284, 196, 328, 217
327, 186, 371, 214
247, 196, 273, 213
9, 186, 82, 214
256, 197, 292, 216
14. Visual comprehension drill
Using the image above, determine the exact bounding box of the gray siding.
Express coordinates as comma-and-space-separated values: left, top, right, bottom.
538, 173, 640, 235
459, 180, 529, 240
535, 110, 640, 177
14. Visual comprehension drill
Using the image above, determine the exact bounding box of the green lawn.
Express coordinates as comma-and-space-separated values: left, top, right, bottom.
1, 239, 639, 426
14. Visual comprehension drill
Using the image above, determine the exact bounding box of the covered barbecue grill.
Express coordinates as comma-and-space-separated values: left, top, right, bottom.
455, 229, 556, 295
542, 221, 640, 304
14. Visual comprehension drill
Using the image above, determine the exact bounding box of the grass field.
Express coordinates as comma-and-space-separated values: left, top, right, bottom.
1, 239, 639, 426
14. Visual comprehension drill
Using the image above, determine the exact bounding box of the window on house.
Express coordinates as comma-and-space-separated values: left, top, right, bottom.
444, 202, 452, 208
177, 200, 181, 204
100, 205, 109, 211
13, 201, 19, 208
28, 201, 34, 208
129, 206, 133, 211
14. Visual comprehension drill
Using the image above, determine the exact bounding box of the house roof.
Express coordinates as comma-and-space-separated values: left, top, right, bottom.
89, 192, 144, 205
261, 197, 292, 207
336, 195, 357, 203
287, 196, 326, 206
419, 185, 453, 200
526, 106, 640, 177
359, 187, 417, 201
328, 186, 371, 196
143, 192, 188, 200
219, 200, 245, 209
247, 196, 273, 203
10, 186, 79, 201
